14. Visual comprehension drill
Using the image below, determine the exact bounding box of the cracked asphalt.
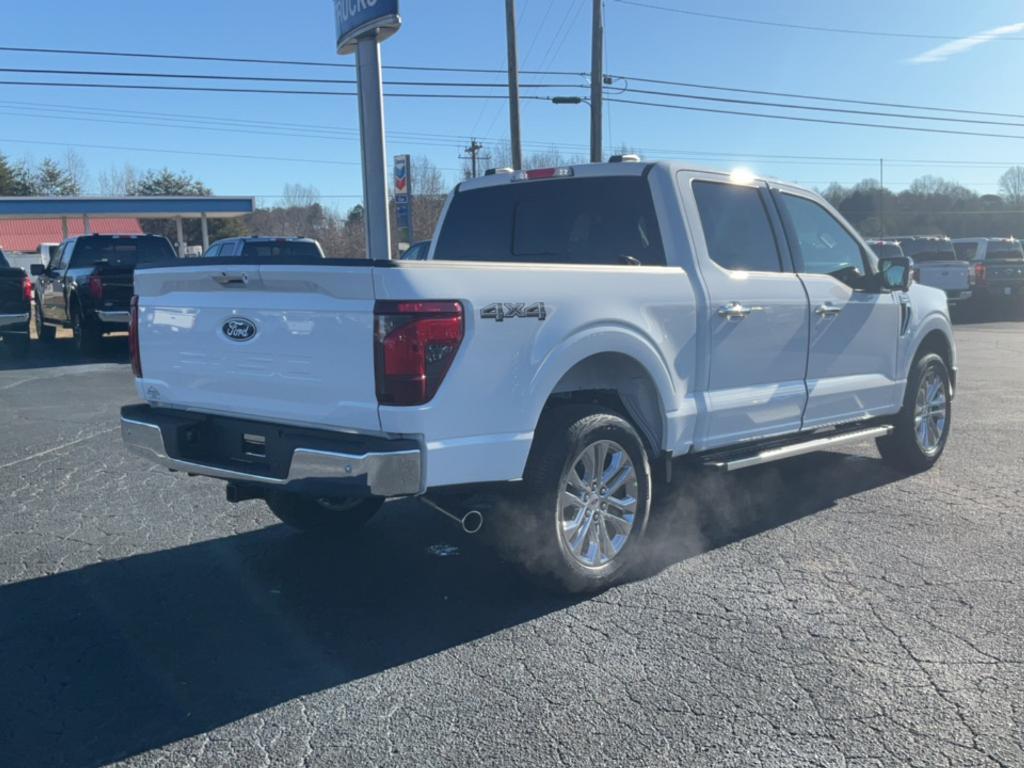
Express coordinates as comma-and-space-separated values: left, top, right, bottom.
1, 320, 1022, 768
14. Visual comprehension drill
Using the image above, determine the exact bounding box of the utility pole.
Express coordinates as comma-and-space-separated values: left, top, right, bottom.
879, 158, 886, 238
590, 0, 604, 163
460, 139, 489, 179
505, 0, 523, 170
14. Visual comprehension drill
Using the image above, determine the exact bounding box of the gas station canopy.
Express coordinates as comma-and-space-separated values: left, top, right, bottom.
0, 196, 256, 256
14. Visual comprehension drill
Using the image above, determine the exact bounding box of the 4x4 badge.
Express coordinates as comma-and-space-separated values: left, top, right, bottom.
480, 302, 547, 322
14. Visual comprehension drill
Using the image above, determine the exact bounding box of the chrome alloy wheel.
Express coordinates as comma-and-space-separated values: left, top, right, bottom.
913, 367, 948, 456
558, 439, 638, 568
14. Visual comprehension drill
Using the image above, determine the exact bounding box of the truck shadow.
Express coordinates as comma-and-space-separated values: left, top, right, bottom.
0, 335, 128, 371
1, 452, 897, 767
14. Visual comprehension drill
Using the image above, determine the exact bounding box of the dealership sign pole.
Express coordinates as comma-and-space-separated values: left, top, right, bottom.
334, 0, 401, 261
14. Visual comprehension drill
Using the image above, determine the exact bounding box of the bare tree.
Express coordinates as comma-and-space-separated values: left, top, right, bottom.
62, 149, 89, 194
98, 163, 141, 195
999, 166, 1024, 206
280, 183, 321, 208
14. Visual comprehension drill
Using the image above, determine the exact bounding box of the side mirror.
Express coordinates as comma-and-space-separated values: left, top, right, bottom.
878, 256, 912, 292
29, 263, 45, 276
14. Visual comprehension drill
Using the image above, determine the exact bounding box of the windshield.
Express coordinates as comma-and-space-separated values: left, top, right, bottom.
898, 240, 957, 263
69, 237, 176, 268
240, 241, 322, 259
985, 241, 1024, 261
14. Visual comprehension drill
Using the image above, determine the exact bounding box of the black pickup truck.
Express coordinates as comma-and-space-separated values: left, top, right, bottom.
0, 250, 31, 357
31, 234, 177, 354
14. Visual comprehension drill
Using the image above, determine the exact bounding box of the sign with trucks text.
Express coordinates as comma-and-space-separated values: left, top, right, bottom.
394, 154, 413, 244
334, 0, 401, 55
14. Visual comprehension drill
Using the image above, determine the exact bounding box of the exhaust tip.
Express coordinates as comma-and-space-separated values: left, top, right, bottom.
461, 510, 484, 535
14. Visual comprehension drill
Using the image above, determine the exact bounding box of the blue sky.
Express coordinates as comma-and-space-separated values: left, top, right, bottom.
2, 0, 1023, 209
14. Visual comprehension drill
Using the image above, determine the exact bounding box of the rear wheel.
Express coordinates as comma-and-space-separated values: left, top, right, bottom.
498, 405, 653, 594
877, 352, 951, 473
34, 300, 55, 343
72, 306, 101, 355
265, 493, 383, 536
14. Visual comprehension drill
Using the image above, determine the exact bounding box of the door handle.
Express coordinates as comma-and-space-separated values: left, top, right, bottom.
815, 302, 843, 317
213, 272, 250, 286
717, 302, 764, 320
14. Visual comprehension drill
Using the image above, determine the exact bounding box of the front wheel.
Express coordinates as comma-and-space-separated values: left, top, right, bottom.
877, 352, 951, 473
501, 405, 653, 594
265, 493, 383, 536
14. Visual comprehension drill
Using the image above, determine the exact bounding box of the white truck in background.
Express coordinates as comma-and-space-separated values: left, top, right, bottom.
889, 236, 974, 308
122, 161, 957, 592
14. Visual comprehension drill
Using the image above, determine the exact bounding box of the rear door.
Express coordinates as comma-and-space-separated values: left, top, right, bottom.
134, 262, 382, 433
773, 189, 902, 428
682, 173, 810, 449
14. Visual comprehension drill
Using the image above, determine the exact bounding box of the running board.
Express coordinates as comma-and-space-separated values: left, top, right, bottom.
705, 425, 894, 472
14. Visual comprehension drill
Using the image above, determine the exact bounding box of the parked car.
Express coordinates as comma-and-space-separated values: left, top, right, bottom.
203, 237, 325, 260
400, 240, 431, 261
31, 234, 177, 354
122, 161, 956, 593
889, 236, 973, 307
952, 238, 1024, 301
0, 249, 31, 357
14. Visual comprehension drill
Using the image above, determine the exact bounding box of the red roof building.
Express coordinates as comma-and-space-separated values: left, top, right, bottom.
0, 217, 143, 253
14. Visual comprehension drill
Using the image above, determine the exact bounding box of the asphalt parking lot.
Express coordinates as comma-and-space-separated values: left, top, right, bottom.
1, 318, 1022, 768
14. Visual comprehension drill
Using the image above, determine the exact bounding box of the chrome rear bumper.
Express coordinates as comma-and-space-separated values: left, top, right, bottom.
121, 413, 422, 497
0, 312, 29, 329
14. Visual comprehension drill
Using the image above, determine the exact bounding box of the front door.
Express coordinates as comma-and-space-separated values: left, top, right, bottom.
772, 189, 902, 428
682, 174, 810, 450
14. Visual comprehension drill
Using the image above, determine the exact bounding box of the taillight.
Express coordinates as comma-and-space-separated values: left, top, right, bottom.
374, 300, 464, 406
22, 276, 32, 302
129, 295, 142, 378
974, 262, 986, 285
88, 275, 103, 301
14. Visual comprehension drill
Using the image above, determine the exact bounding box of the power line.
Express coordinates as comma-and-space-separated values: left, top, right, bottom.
0, 66, 586, 90
611, 0, 1024, 42
619, 86, 1024, 129
0, 80, 561, 99
604, 97, 1024, 142
0, 44, 584, 76
609, 74, 1024, 122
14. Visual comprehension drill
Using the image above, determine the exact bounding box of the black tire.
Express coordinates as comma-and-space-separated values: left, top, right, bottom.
877, 352, 951, 473
499, 405, 653, 594
72, 306, 101, 356
265, 493, 384, 536
34, 300, 55, 343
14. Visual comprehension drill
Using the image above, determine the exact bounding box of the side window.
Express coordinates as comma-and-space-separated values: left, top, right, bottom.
205, 244, 221, 258
692, 181, 782, 273
778, 194, 867, 279
51, 244, 67, 272
220, 241, 237, 257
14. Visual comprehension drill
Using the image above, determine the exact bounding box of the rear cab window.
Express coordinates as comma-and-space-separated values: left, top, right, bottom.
898, 239, 957, 263
0, 252, 8, 268
953, 242, 978, 261
984, 240, 1024, 262
240, 241, 322, 259
68, 237, 176, 268
434, 175, 666, 266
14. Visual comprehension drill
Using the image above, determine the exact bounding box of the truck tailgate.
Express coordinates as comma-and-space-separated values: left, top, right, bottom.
916, 261, 971, 291
0, 268, 26, 315
134, 263, 381, 433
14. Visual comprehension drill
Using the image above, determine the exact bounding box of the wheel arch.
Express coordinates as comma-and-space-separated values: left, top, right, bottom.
530, 338, 675, 455
913, 326, 956, 393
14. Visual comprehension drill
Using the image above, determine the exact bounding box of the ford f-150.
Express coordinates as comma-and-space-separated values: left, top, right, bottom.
32, 234, 177, 354
0, 249, 31, 357
121, 161, 957, 592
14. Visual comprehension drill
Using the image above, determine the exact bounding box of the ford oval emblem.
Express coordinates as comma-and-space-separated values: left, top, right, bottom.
223, 317, 257, 341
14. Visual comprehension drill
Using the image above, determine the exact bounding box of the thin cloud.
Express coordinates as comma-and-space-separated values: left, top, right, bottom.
910, 21, 1024, 63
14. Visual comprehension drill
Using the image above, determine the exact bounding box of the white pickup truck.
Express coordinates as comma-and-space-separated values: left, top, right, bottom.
888, 236, 974, 307
122, 161, 957, 592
